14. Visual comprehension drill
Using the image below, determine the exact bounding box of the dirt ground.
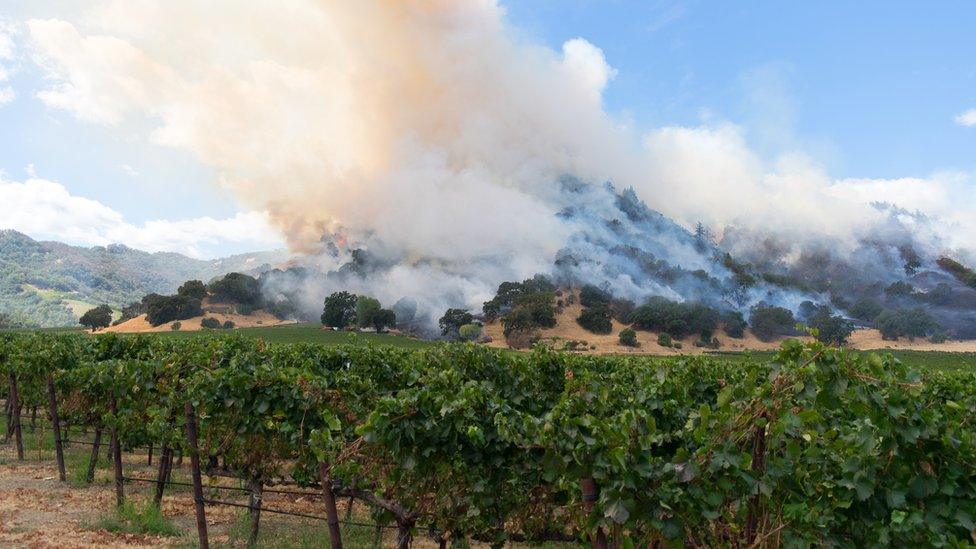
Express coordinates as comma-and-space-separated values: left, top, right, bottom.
0, 428, 530, 548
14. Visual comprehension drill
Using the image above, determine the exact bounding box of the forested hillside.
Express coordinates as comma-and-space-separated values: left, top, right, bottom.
0, 230, 286, 327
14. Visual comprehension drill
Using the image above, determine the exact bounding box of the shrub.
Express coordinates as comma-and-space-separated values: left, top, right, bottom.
563, 339, 589, 351
170, 322, 181, 331
200, 317, 222, 329
321, 291, 358, 328
694, 337, 720, 349
930, 331, 949, 344
577, 306, 612, 334
722, 310, 747, 339
672, 341, 683, 349
619, 328, 639, 347
749, 303, 797, 342
505, 328, 539, 349
458, 323, 482, 341
222, 320, 235, 330
657, 332, 673, 348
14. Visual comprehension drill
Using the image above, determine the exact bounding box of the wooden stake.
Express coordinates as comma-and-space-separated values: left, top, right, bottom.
86, 428, 103, 483
46, 375, 66, 482
318, 462, 344, 549
153, 445, 173, 507
109, 395, 124, 507
247, 477, 263, 547
9, 374, 23, 460
184, 402, 209, 549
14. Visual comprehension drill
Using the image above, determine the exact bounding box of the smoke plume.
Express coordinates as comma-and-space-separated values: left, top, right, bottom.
14, 1, 976, 332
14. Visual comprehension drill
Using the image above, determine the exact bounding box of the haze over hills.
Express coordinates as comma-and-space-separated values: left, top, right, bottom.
0, 229, 288, 327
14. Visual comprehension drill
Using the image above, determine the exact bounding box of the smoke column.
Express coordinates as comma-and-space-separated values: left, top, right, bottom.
17, 1, 976, 326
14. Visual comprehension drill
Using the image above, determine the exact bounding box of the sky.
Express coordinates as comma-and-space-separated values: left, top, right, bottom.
0, 1, 974, 259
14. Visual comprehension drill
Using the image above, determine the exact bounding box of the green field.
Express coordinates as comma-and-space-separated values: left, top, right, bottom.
128, 322, 439, 348
7, 323, 976, 373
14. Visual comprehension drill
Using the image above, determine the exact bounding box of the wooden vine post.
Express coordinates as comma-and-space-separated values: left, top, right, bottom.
109, 395, 124, 506
46, 374, 66, 482
86, 428, 103, 483
581, 477, 608, 549
744, 414, 768, 545
318, 462, 344, 549
9, 373, 23, 460
153, 445, 173, 507
247, 476, 263, 547
185, 401, 209, 549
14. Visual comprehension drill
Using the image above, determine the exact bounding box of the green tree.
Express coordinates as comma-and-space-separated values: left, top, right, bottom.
807, 312, 854, 346
577, 306, 612, 334
749, 303, 797, 342
371, 309, 397, 333
208, 272, 262, 306
722, 310, 747, 339
177, 280, 207, 300
143, 294, 203, 326
355, 295, 382, 328
849, 297, 883, 322
79, 304, 113, 331
439, 308, 474, 338
321, 291, 358, 328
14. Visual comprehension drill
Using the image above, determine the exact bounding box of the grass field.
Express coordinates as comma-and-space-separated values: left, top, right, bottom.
8, 323, 976, 373
126, 322, 438, 348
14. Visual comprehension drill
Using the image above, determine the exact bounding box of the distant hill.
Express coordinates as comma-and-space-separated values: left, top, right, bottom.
0, 230, 289, 327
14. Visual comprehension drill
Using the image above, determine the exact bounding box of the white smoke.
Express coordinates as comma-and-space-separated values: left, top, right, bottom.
11, 1, 976, 319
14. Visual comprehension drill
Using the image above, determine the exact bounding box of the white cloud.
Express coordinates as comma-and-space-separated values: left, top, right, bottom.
955, 108, 976, 127
0, 176, 284, 258
0, 21, 15, 106
119, 164, 137, 176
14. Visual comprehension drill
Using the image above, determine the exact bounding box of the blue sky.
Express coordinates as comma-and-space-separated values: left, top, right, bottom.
505, 1, 976, 178
0, 1, 974, 257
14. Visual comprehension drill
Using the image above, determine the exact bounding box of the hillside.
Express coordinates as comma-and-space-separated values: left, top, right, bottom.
483, 288, 976, 354
0, 230, 288, 327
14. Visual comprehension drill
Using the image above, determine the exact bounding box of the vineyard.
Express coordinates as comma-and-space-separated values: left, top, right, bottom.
2, 333, 976, 548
